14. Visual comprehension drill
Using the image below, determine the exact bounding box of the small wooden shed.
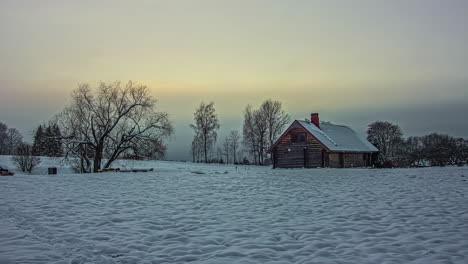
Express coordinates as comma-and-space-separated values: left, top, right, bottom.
269, 113, 379, 168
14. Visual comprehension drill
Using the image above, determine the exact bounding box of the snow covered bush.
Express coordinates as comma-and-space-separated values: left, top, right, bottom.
11, 143, 41, 173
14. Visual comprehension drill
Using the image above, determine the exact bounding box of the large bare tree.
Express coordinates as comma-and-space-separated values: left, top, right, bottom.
58, 81, 173, 173
242, 100, 288, 165
259, 99, 290, 147
242, 105, 259, 164
190, 102, 220, 163
367, 121, 403, 159
253, 108, 268, 164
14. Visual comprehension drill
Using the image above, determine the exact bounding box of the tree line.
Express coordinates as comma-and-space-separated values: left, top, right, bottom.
0, 122, 38, 172
2, 81, 174, 173
2, 80, 466, 173
1, 121, 64, 157
367, 121, 468, 167
189, 106, 467, 168
190, 99, 290, 165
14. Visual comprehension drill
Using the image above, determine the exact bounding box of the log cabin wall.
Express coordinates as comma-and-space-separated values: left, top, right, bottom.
273, 128, 324, 168
328, 153, 342, 168
343, 153, 367, 167
328, 152, 368, 168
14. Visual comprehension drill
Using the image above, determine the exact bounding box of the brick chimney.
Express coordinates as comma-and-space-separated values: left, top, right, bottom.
311, 113, 320, 128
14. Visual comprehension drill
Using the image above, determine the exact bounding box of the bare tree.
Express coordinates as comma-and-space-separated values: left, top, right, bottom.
58, 81, 174, 172
4, 128, 23, 155
228, 130, 241, 164
12, 143, 41, 173
259, 99, 290, 148
216, 146, 223, 163
190, 102, 220, 163
242, 105, 262, 165
223, 136, 231, 164
191, 133, 203, 163
102, 107, 173, 167
367, 121, 404, 160
242, 100, 289, 165
421, 133, 456, 167
252, 108, 269, 164
402, 136, 425, 167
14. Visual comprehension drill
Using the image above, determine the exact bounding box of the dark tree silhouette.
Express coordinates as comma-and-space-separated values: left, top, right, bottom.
367, 121, 404, 160
58, 81, 173, 172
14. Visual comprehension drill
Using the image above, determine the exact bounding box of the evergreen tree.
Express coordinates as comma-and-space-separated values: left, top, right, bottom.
35, 123, 64, 157
32, 125, 45, 156
44, 125, 54, 157
51, 124, 63, 157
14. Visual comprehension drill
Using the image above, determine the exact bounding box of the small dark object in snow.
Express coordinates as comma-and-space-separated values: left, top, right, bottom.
224, 171, 229, 174
131, 168, 153, 172
48, 167, 57, 175
118, 168, 153, 173
191, 171, 205, 174
0, 166, 14, 176
102, 168, 121, 172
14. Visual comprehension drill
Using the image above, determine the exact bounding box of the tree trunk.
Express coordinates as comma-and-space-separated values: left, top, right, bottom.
93, 155, 101, 173
204, 141, 208, 163
233, 149, 236, 164
93, 144, 103, 173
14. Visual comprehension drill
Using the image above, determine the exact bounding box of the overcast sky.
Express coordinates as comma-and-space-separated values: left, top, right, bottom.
1, 0, 467, 160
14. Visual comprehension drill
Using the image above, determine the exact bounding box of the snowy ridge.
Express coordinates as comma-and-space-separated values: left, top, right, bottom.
1, 157, 467, 263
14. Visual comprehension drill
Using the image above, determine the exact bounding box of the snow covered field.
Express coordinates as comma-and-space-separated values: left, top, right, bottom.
1, 157, 467, 264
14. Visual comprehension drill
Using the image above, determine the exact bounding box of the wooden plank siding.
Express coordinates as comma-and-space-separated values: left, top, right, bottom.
273, 128, 325, 168
344, 153, 367, 167
329, 152, 370, 168
328, 153, 342, 168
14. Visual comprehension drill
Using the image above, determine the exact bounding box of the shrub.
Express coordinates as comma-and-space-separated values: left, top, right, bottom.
11, 143, 41, 173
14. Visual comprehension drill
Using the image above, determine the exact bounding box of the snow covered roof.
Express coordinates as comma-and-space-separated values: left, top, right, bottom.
296, 120, 379, 152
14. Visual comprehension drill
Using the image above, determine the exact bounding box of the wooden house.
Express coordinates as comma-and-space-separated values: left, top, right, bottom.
270, 113, 378, 168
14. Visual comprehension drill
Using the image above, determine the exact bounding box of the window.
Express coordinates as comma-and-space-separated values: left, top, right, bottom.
291, 132, 306, 142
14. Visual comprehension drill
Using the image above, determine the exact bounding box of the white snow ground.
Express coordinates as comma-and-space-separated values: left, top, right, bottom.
1, 156, 467, 264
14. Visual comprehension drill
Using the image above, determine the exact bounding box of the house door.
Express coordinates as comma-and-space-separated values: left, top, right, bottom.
339, 153, 344, 168
363, 153, 369, 166
321, 150, 328, 168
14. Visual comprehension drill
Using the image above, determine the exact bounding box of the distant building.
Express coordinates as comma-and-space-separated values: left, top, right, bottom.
269, 113, 378, 168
